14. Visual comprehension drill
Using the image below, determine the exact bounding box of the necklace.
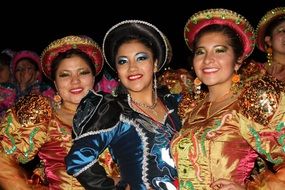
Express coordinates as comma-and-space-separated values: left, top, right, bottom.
130, 94, 158, 109
129, 93, 158, 115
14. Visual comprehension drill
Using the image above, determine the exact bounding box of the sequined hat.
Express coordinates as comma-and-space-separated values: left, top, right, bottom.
256, 7, 285, 52
184, 8, 255, 59
102, 20, 171, 71
41, 35, 103, 79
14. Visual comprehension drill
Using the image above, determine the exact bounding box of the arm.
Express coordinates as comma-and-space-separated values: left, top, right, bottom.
76, 161, 116, 190
0, 95, 51, 189
66, 130, 120, 189
67, 92, 126, 189
238, 76, 285, 189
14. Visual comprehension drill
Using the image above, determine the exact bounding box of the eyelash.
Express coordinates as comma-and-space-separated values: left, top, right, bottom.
58, 70, 91, 78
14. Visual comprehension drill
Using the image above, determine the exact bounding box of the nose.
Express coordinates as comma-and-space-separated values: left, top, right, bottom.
128, 59, 138, 71
204, 52, 214, 65
71, 74, 80, 84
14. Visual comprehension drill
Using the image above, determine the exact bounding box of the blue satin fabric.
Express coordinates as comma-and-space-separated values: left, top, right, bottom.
66, 89, 181, 190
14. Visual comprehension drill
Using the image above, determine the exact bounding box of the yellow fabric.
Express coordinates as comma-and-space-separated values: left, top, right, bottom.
171, 78, 285, 190
0, 95, 119, 189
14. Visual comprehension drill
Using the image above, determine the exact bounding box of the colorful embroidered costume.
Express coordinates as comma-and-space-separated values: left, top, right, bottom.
170, 8, 285, 190
0, 94, 85, 189
171, 75, 285, 189
66, 89, 181, 190
0, 36, 118, 190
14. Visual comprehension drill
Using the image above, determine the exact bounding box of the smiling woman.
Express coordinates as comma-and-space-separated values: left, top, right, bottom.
0, 35, 120, 190
65, 20, 182, 190
171, 8, 285, 190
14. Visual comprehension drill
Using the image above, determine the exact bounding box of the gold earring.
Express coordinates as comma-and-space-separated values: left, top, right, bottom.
53, 93, 62, 109
194, 77, 202, 100
267, 47, 273, 66
231, 71, 241, 95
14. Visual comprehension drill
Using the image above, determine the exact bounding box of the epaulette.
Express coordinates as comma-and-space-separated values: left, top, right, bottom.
239, 75, 285, 126
13, 94, 52, 126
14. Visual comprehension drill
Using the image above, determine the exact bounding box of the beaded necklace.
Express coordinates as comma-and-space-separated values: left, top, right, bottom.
130, 93, 158, 115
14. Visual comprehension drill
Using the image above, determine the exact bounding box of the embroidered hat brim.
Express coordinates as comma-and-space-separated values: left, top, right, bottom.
256, 7, 285, 52
184, 8, 255, 59
41, 35, 103, 79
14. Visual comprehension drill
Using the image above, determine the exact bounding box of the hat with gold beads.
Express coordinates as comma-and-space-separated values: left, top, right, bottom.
184, 8, 255, 59
41, 35, 103, 79
256, 7, 285, 52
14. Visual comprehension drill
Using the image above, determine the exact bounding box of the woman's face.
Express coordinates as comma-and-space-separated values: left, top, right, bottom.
115, 40, 157, 95
193, 32, 237, 89
0, 64, 11, 83
266, 20, 285, 55
15, 60, 38, 88
54, 55, 95, 108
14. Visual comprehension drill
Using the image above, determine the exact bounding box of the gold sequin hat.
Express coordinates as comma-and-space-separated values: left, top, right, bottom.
41, 35, 103, 79
102, 20, 171, 71
184, 8, 255, 59
256, 7, 285, 52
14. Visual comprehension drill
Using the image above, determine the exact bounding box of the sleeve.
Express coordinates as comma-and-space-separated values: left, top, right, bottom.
66, 92, 128, 189
0, 153, 33, 190
238, 76, 285, 189
66, 123, 124, 189
0, 94, 52, 189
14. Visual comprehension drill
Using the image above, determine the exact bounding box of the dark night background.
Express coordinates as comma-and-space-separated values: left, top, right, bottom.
1, 0, 284, 73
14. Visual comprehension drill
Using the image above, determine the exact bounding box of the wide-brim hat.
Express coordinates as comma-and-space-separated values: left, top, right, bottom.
41, 35, 103, 79
102, 20, 170, 72
256, 7, 285, 52
184, 8, 255, 59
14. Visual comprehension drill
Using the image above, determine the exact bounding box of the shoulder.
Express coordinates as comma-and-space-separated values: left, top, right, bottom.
239, 75, 285, 126
13, 94, 52, 126
239, 59, 267, 82
74, 90, 130, 136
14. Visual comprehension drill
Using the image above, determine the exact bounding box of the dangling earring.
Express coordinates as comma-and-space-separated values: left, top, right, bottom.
53, 93, 62, 109
153, 72, 158, 101
231, 70, 241, 95
194, 77, 202, 100
266, 47, 273, 66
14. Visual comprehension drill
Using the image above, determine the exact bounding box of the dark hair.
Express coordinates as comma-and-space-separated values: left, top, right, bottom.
0, 53, 12, 67
265, 16, 285, 37
103, 21, 168, 71
50, 49, 96, 80
193, 24, 244, 60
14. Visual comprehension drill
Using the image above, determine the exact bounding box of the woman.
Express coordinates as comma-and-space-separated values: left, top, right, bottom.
65, 20, 181, 190
241, 7, 285, 83
0, 35, 115, 189
170, 9, 285, 190
11, 50, 54, 101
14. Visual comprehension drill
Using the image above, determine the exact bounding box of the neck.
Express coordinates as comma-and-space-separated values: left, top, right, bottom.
208, 84, 232, 102
61, 103, 77, 114
272, 54, 285, 66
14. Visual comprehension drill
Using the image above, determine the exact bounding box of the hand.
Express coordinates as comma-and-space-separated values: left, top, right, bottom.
210, 178, 245, 190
